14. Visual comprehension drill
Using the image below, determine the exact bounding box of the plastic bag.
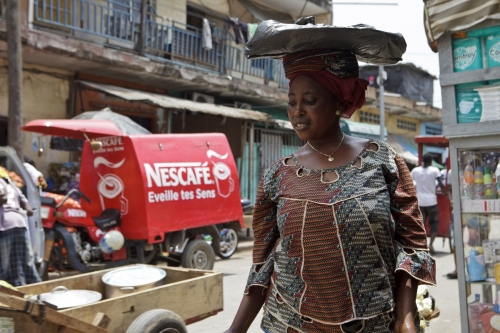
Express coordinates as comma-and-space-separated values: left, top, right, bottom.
245, 20, 407, 65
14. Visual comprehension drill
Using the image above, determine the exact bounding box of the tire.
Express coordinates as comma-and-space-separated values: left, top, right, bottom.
218, 228, 239, 260
181, 239, 215, 270
144, 244, 159, 265
125, 309, 187, 333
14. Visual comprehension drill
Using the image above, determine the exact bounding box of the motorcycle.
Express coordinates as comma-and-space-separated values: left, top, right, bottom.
38, 189, 143, 279
39, 190, 251, 278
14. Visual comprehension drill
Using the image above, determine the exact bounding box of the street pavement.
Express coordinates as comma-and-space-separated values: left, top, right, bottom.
189, 232, 462, 333
47, 231, 462, 332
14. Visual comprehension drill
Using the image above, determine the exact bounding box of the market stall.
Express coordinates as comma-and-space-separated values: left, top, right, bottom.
428, 4, 500, 331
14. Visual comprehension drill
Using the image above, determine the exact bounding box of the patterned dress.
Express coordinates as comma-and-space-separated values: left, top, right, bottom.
245, 140, 436, 333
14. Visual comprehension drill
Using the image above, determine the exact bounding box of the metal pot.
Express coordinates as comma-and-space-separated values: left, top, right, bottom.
101, 265, 166, 299
30, 286, 102, 309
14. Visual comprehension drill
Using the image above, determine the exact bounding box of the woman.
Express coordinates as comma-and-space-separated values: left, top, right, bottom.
225, 20, 435, 333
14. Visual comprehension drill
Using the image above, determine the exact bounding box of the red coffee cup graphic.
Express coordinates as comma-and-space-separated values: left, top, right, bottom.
98, 173, 129, 215
212, 162, 234, 198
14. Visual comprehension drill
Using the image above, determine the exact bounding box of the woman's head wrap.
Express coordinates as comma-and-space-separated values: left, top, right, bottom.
283, 49, 368, 119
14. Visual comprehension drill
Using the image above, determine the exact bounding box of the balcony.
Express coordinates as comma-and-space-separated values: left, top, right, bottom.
30, 0, 288, 90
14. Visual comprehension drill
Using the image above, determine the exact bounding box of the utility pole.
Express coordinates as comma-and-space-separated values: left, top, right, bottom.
6, 0, 23, 159
329, 1, 396, 142
379, 65, 385, 141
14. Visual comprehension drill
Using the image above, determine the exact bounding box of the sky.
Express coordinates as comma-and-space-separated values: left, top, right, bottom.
331, 1, 442, 108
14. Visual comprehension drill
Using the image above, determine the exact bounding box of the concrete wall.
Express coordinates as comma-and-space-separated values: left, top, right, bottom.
353, 105, 422, 137
0, 60, 71, 175
386, 114, 421, 136
158, 0, 187, 25
188, 0, 230, 16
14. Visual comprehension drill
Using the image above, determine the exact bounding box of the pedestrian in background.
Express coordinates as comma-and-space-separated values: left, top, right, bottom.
225, 18, 436, 333
23, 156, 47, 190
411, 153, 447, 254
0, 168, 41, 286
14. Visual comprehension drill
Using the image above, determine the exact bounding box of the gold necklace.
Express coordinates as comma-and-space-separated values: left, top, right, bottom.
307, 133, 345, 162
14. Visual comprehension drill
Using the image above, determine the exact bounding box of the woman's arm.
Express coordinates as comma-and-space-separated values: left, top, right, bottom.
386, 153, 436, 333
224, 286, 267, 333
394, 270, 418, 333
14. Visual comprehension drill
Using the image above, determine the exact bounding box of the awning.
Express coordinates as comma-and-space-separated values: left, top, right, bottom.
273, 119, 390, 140
21, 119, 123, 139
341, 120, 387, 140
424, 0, 500, 49
80, 81, 274, 123
386, 134, 419, 166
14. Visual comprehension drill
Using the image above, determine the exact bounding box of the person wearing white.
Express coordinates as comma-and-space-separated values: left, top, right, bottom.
411, 153, 447, 254
23, 162, 43, 187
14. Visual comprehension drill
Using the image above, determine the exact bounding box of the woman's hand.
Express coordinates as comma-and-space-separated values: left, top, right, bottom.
394, 271, 419, 333
394, 318, 418, 333
224, 286, 267, 333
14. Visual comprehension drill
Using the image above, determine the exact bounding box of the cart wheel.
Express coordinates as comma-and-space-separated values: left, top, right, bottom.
125, 309, 187, 333
218, 228, 239, 260
181, 239, 215, 270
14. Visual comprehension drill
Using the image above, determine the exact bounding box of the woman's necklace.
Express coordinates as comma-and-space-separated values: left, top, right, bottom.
307, 133, 345, 162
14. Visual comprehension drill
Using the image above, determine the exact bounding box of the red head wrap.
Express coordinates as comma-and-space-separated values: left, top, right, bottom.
283, 49, 368, 119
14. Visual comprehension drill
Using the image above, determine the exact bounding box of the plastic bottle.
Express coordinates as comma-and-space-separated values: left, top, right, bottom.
475, 166, 485, 199
484, 166, 494, 199
492, 167, 498, 199
463, 162, 475, 199
496, 162, 500, 197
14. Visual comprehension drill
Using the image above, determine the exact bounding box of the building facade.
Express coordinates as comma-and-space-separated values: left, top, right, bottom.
0, 0, 441, 202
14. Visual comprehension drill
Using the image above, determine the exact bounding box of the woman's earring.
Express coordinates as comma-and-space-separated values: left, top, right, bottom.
335, 110, 341, 116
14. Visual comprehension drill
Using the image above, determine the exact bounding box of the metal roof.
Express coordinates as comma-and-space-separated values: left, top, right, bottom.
81, 81, 275, 123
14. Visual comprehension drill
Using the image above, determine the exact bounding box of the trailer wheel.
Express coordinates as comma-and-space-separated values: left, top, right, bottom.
218, 228, 239, 259
181, 239, 215, 270
125, 309, 187, 333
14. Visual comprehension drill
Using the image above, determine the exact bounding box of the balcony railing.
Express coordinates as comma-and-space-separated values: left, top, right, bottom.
33, 0, 139, 43
145, 20, 225, 71
30, 0, 288, 89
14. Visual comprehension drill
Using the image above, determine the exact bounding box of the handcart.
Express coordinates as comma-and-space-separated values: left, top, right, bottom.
0, 265, 222, 333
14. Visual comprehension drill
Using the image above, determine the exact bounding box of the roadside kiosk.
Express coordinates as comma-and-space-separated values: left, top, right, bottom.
425, 2, 500, 331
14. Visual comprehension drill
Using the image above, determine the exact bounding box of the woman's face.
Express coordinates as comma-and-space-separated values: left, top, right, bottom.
287, 75, 341, 142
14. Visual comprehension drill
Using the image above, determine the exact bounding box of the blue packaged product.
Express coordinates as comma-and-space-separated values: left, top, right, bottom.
456, 86, 500, 123
467, 26, 500, 38
456, 90, 482, 123
456, 81, 487, 89
486, 35, 500, 68
452, 38, 483, 72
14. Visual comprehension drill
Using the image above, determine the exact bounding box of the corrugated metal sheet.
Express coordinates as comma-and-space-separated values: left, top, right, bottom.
386, 134, 418, 165
80, 81, 274, 123
424, 0, 500, 47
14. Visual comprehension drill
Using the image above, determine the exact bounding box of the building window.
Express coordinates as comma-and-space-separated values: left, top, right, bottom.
359, 111, 380, 124
397, 119, 417, 132
425, 124, 442, 135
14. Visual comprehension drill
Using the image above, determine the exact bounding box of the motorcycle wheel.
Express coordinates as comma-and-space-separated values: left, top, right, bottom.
143, 244, 159, 265
218, 228, 238, 260
180, 239, 215, 270
125, 309, 187, 333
